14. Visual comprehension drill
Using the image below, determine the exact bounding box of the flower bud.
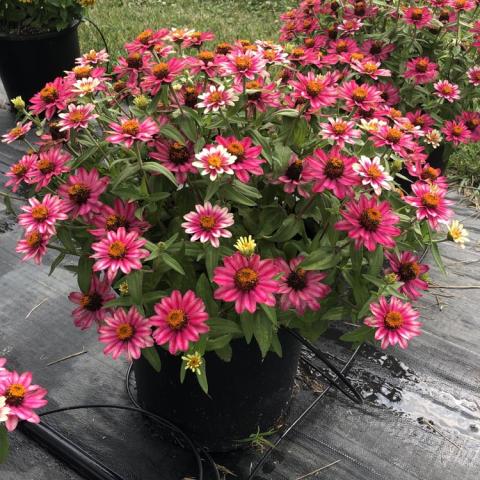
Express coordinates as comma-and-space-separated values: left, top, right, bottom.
11, 96, 25, 111
133, 94, 151, 110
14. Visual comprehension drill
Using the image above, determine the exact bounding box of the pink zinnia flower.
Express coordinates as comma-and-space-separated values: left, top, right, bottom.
106, 117, 159, 148
29, 77, 71, 119
189, 50, 219, 77
4, 153, 36, 192
220, 49, 266, 81
0, 370, 48, 432
113, 51, 149, 88
124, 29, 169, 53
353, 156, 393, 195
303, 147, 358, 199
327, 38, 359, 59
192, 144, 236, 180
91, 227, 149, 281
197, 84, 238, 113
404, 182, 453, 229
404, 57, 438, 84
141, 57, 188, 95
149, 139, 196, 184
434, 80, 460, 102
151, 290, 209, 354
360, 40, 395, 62
0, 358, 7, 379
403, 6, 433, 28
319, 117, 360, 148
277, 257, 331, 315
365, 296, 422, 349
448, 0, 475, 11
467, 66, 480, 86
18, 194, 68, 235
58, 168, 109, 218
371, 124, 416, 156
68, 275, 115, 330
183, 30, 215, 48
182, 202, 234, 248
351, 60, 391, 80
89, 199, 150, 237
215, 135, 264, 183
335, 195, 400, 251
213, 252, 279, 314
275, 155, 310, 198
76, 49, 109, 66
377, 82, 400, 106
290, 71, 337, 111
15, 230, 50, 265
27, 147, 71, 191
441, 120, 471, 145
58, 103, 98, 131
406, 110, 434, 132
1, 121, 32, 144
99, 307, 153, 361
337, 80, 382, 112
385, 251, 429, 300
242, 78, 282, 112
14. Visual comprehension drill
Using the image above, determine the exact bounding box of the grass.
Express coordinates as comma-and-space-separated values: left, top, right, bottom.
448, 143, 480, 208
78, 0, 295, 59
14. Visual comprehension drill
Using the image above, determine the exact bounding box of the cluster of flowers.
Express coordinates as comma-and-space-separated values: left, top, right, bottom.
1, 15, 473, 393
0, 358, 47, 433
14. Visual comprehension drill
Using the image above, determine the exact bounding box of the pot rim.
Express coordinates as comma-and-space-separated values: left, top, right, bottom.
0, 18, 81, 41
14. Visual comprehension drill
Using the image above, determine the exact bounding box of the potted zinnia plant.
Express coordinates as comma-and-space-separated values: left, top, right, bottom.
279, 0, 480, 180
1, 19, 471, 451
0, 0, 95, 103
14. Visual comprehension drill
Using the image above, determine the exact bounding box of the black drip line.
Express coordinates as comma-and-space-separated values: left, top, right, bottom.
18, 332, 362, 480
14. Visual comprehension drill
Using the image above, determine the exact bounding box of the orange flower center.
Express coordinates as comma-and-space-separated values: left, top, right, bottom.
207, 154, 222, 168
9, 126, 24, 138
80, 292, 103, 311
291, 48, 305, 58
73, 65, 93, 79
121, 119, 140, 136
332, 122, 347, 135
421, 193, 439, 208
367, 164, 383, 179
305, 80, 324, 97
69, 110, 86, 123
384, 311, 404, 329
116, 323, 134, 341
5, 383, 26, 406
37, 158, 55, 174
285, 159, 303, 181
105, 214, 128, 231
199, 215, 216, 230
421, 167, 438, 181
440, 84, 453, 95
26, 231, 43, 248
152, 62, 169, 79
108, 240, 127, 259
68, 183, 91, 204
324, 157, 345, 179
363, 62, 378, 74
399, 261, 420, 281
286, 268, 307, 291
304, 37, 315, 48
263, 49, 277, 61
216, 42, 232, 54
136, 30, 152, 44
351, 52, 365, 61
386, 127, 402, 144
12, 163, 27, 176
336, 40, 348, 53
451, 125, 463, 136
227, 141, 244, 157
126, 53, 143, 69
166, 309, 187, 330
40, 86, 58, 102
169, 142, 190, 164
31, 205, 49, 221
245, 80, 261, 90
415, 59, 429, 73
411, 8, 424, 20
235, 56, 253, 71
359, 207, 382, 231
198, 51, 215, 63
209, 91, 223, 103
234, 267, 259, 291
352, 87, 367, 101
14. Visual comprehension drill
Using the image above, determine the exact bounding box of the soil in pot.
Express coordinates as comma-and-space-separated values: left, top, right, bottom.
0, 22, 81, 103
133, 327, 302, 452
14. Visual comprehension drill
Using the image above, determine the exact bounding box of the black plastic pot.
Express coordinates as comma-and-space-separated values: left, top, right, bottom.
0, 21, 81, 104
133, 327, 302, 452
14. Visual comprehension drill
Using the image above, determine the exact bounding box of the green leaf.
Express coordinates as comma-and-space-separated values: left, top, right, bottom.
56, 227, 76, 253
368, 246, 384, 276
260, 304, 277, 325
77, 255, 93, 294
206, 334, 232, 350
222, 186, 257, 206
196, 273, 219, 316
253, 314, 273, 358
161, 253, 185, 275
207, 317, 242, 335
215, 344, 232, 362
113, 164, 140, 189
240, 311, 254, 344
430, 240, 446, 275
205, 247, 220, 281
204, 180, 222, 202
160, 123, 185, 144
273, 108, 300, 118
340, 325, 374, 343
142, 346, 162, 372
127, 270, 143, 305
299, 251, 339, 271
48, 252, 65, 276
0, 424, 9, 464
267, 215, 301, 242
196, 361, 209, 394
143, 162, 177, 185
180, 362, 187, 383
270, 333, 283, 357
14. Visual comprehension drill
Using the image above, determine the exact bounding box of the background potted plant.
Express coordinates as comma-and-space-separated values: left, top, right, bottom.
1, 14, 473, 451
0, 0, 95, 104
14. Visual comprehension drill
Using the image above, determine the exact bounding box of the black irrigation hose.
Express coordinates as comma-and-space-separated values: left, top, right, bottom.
81, 17, 110, 60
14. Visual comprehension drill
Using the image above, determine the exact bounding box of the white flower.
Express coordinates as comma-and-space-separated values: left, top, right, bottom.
192, 145, 236, 181
352, 156, 393, 196
447, 220, 469, 248
196, 85, 238, 113
72, 77, 101, 96
0, 396, 10, 423
424, 129, 442, 149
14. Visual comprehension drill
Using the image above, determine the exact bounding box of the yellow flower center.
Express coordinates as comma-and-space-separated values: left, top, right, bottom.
12, 163, 27, 176
121, 119, 140, 136
152, 62, 169, 79
216, 42, 232, 54
73, 65, 93, 79
209, 91, 223, 103
168, 142, 190, 164
69, 110, 86, 123
324, 157, 345, 179
291, 47, 305, 58
207, 154, 222, 168
351, 52, 365, 61
234, 56, 253, 71
108, 240, 127, 259
352, 87, 367, 101
332, 122, 347, 135
360, 207, 382, 231
199, 215, 216, 230
336, 40, 348, 53
421, 167, 438, 181
421, 193, 440, 208
68, 183, 91, 204
26, 231, 42, 248
166, 309, 187, 330
386, 127, 402, 143
384, 311, 404, 329
451, 125, 463, 136
363, 62, 378, 74
415, 59, 429, 73
136, 30, 152, 44
31, 205, 49, 221
227, 141, 244, 157
116, 323, 134, 341
367, 164, 383, 179
5, 384, 26, 406
105, 214, 128, 231
440, 84, 453, 95
198, 51, 215, 63
411, 8, 424, 20
126, 53, 143, 69
37, 158, 55, 174
305, 80, 324, 97
9, 126, 24, 138
234, 267, 259, 291
39, 86, 58, 102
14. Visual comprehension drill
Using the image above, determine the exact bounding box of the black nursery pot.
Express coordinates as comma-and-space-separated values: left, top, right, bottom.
0, 22, 81, 103
133, 327, 302, 452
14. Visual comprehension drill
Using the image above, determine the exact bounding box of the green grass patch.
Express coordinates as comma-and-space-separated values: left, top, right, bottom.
448, 143, 480, 208
79, 0, 295, 59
